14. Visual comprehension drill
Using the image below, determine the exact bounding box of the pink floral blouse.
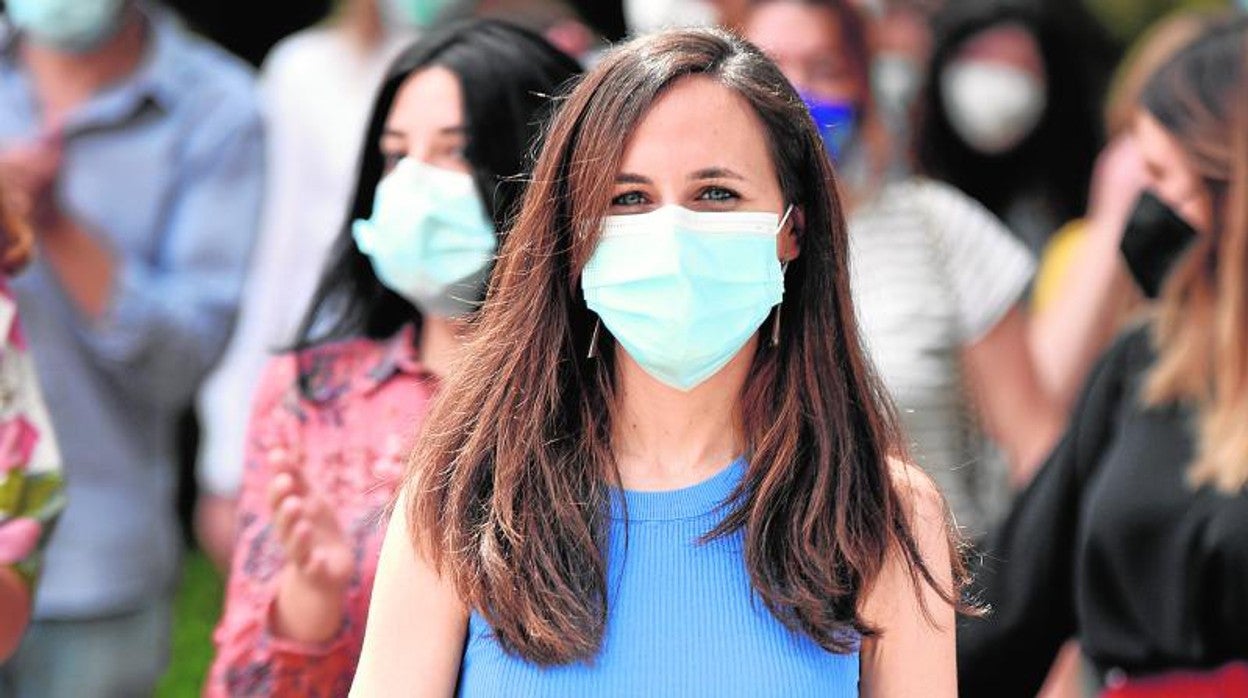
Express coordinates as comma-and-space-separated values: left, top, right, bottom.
207, 326, 435, 697
0, 280, 62, 589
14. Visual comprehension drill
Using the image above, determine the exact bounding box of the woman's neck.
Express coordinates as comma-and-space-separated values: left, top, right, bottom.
418, 315, 466, 380
609, 341, 756, 491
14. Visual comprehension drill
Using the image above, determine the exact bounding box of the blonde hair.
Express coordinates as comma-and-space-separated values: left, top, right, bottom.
1141, 17, 1248, 492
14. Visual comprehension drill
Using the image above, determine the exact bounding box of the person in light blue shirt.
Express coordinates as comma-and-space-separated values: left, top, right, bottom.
0, 0, 262, 694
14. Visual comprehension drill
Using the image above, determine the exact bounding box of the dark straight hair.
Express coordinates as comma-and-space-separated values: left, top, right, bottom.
407, 27, 963, 666
291, 19, 582, 367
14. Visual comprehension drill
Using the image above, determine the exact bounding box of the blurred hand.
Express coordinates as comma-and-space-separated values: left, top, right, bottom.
0, 137, 61, 229
268, 449, 353, 596
1086, 134, 1146, 243
0, 187, 34, 276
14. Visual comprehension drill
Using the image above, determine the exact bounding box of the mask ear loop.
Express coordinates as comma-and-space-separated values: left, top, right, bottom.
587, 317, 602, 359
771, 205, 796, 348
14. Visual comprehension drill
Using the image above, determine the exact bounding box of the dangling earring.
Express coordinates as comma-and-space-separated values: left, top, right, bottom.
587, 317, 602, 359
770, 261, 789, 348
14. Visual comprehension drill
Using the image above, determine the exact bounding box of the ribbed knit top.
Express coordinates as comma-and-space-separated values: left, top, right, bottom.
456, 457, 860, 697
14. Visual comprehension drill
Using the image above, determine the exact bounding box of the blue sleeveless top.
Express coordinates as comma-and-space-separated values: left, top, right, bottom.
456, 458, 860, 697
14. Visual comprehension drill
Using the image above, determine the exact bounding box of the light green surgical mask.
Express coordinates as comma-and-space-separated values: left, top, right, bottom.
379, 0, 456, 28
582, 205, 792, 391
353, 158, 497, 317
7, 0, 126, 53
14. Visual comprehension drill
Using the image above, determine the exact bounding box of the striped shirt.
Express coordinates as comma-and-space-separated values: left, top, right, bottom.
849, 178, 1035, 536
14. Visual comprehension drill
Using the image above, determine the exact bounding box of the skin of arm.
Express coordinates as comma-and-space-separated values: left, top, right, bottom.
1027, 136, 1144, 413
859, 461, 957, 697
0, 566, 31, 662
963, 306, 1068, 485
37, 209, 115, 320
350, 489, 468, 697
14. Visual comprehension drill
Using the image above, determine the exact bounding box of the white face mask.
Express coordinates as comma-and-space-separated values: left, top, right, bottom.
940, 61, 1046, 155
623, 0, 718, 36
872, 53, 923, 121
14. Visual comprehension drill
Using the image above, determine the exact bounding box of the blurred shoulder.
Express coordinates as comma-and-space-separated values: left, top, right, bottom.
259, 26, 343, 80
151, 8, 262, 126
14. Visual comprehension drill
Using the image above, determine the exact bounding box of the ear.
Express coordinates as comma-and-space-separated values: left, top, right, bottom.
778, 205, 804, 263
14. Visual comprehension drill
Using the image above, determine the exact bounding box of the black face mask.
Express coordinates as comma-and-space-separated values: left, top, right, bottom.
1120, 191, 1199, 299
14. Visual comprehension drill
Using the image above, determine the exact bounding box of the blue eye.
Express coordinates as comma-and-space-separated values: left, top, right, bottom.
699, 186, 738, 202
612, 191, 647, 207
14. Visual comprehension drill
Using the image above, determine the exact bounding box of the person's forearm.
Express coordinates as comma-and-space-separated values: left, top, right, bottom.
0, 566, 32, 661
272, 567, 348, 645
39, 211, 115, 320
1029, 231, 1136, 411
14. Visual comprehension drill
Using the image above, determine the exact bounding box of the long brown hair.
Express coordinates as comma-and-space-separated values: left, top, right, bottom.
407, 27, 959, 665
1140, 16, 1248, 492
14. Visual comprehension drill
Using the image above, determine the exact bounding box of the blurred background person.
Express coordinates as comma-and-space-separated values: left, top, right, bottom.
207, 20, 579, 696
915, 0, 1111, 255
959, 15, 1248, 696
471, 0, 603, 62
621, 0, 754, 33
1027, 10, 1227, 446
0, 183, 63, 665
0, 0, 263, 694
865, 0, 940, 177
744, 0, 1107, 538
1033, 9, 1217, 315
193, 0, 424, 574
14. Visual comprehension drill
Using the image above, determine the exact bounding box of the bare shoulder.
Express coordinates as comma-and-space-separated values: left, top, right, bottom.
861, 458, 958, 697
885, 458, 948, 531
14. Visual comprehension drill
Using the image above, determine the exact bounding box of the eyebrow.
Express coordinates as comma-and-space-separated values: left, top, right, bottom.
613, 167, 746, 184
615, 172, 652, 184
690, 167, 745, 181
381, 125, 467, 138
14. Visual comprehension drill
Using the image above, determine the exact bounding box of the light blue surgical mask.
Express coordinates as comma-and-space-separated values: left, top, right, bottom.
582, 205, 792, 391
379, 0, 456, 28
353, 158, 497, 317
7, 0, 126, 53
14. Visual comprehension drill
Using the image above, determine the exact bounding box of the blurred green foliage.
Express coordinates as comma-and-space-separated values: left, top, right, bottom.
155, 551, 224, 697
1084, 0, 1233, 44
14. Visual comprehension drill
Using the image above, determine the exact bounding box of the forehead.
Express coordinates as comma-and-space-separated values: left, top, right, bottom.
955, 22, 1044, 74
618, 75, 778, 182
1133, 111, 1180, 163
746, 3, 843, 61
388, 66, 463, 129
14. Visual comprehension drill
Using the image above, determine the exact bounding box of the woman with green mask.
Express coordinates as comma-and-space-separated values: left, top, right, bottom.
194, 0, 441, 573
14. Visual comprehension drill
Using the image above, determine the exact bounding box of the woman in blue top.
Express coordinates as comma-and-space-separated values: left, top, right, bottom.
353, 28, 959, 697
